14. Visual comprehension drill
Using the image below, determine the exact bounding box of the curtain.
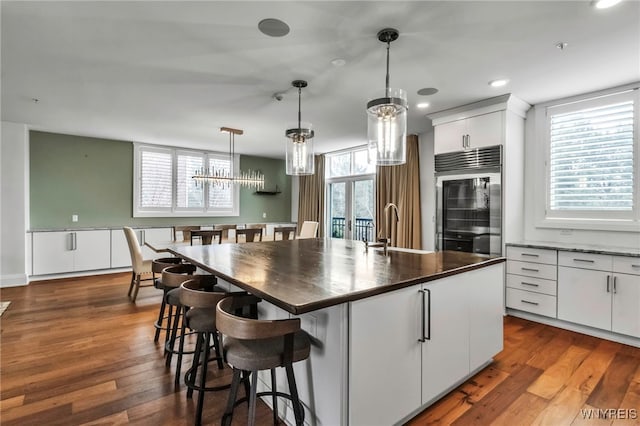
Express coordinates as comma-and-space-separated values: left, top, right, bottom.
376, 135, 422, 249
297, 155, 326, 237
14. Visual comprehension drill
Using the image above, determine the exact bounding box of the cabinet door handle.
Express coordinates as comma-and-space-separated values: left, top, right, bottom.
521, 300, 539, 306
521, 267, 539, 272
141, 230, 145, 245
631, 264, 640, 268
573, 258, 595, 263
521, 282, 539, 287
69, 232, 77, 251
418, 289, 431, 342
461, 135, 466, 149
521, 253, 539, 258
613, 276, 617, 294
606, 275, 610, 293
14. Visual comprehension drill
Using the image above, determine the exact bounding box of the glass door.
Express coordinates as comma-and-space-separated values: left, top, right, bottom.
328, 178, 374, 241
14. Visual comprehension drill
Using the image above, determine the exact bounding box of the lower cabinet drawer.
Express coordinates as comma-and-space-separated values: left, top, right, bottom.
507, 260, 557, 281
506, 288, 557, 318
506, 274, 557, 296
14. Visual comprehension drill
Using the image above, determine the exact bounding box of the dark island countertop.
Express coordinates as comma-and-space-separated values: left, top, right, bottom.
166, 238, 504, 315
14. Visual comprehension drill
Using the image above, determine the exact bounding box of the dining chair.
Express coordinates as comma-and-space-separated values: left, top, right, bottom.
123, 227, 154, 302
214, 224, 237, 240
236, 228, 263, 243
172, 225, 201, 242
274, 226, 297, 241
190, 229, 222, 245
298, 221, 319, 239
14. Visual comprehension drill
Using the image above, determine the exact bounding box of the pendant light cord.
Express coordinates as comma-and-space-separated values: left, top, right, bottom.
297, 86, 302, 131
385, 40, 391, 98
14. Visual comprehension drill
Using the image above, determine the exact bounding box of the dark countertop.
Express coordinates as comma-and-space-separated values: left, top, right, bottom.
167, 238, 504, 315
506, 241, 640, 257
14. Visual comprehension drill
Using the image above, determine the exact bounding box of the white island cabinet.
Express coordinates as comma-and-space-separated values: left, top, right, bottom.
349, 263, 504, 425
32, 230, 111, 275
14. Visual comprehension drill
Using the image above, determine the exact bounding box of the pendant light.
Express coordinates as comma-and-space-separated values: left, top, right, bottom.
286, 80, 315, 175
192, 127, 265, 189
366, 28, 408, 166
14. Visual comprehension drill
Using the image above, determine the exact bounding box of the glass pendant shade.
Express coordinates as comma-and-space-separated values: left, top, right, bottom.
286, 121, 315, 175
367, 87, 407, 165
285, 80, 315, 176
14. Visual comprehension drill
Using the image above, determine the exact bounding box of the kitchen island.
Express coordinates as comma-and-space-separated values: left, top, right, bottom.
161, 238, 505, 425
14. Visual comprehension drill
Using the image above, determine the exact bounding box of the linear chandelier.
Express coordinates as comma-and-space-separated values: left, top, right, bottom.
192, 127, 265, 189
366, 28, 408, 166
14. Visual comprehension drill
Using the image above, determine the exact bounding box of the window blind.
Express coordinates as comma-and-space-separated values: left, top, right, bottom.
176, 153, 204, 209
549, 100, 634, 211
140, 150, 172, 208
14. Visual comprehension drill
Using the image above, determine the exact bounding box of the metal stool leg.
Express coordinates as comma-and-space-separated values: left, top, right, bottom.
285, 363, 304, 426
248, 371, 258, 426
222, 368, 242, 426
195, 331, 211, 426
270, 368, 278, 424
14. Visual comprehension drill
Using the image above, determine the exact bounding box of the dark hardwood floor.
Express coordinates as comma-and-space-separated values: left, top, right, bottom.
1, 272, 639, 425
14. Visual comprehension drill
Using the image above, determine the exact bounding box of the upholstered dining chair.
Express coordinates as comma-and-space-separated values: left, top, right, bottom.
123, 227, 154, 302
298, 221, 319, 239
236, 228, 263, 243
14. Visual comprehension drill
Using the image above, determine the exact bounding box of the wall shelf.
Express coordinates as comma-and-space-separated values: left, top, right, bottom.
254, 185, 281, 195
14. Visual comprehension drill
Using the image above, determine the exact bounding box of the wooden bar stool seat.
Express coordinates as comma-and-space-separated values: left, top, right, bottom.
217, 296, 310, 426
162, 264, 221, 388
152, 257, 183, 343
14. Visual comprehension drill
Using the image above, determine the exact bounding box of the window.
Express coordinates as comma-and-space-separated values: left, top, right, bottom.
327, 147, 375, 178
542, 88, 639, 228
134, 144, 239, 217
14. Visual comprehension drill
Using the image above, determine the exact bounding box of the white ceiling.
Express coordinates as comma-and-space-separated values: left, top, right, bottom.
2, 1, 639, 159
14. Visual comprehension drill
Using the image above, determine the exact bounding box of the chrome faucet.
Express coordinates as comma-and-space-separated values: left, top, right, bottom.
364, 202, 400, 255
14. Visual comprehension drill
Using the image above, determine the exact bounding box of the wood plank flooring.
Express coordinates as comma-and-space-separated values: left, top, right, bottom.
1, 273, 640, 425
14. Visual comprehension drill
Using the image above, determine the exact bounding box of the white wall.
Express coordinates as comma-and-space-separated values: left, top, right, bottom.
523, 105, 639, 249
418, 129, 435, 251
1, 121, 29, 286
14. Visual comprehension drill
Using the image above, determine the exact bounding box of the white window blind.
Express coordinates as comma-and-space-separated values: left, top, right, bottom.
549, 96, 635, 212
134, 144, 239, 217
176, 153, 204, 209
140, 149, 172, 209
208, 157, 233, 209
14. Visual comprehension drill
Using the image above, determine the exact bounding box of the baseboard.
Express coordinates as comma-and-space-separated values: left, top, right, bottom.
29, 268, 131, 282
0, 273, 29, 287
506, 308, 640, 348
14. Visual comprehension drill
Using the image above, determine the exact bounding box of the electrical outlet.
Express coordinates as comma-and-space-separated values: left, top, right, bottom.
72, 214, 78, 222
262, 212, 267, 219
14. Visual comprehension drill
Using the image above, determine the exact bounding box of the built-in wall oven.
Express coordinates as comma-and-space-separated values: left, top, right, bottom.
435, 145, 502, 256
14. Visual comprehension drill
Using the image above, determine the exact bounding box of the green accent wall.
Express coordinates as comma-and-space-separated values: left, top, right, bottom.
29, 131, 292, 229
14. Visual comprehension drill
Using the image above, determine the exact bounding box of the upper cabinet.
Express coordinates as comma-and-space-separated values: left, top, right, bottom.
429, 94, 530, 155
434, 111, 503, 154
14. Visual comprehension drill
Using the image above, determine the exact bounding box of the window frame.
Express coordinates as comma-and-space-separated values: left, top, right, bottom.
534, 85, 639, 231
133, 143, 240, 217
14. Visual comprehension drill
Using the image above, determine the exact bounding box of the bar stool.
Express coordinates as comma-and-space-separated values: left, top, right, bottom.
216, 296, 311, 426
180, 280, 247, 426
162, 264, 219, 387
152, 257, 183, 343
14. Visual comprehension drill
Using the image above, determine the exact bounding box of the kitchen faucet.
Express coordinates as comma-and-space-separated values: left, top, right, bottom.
364, 202, 400, 255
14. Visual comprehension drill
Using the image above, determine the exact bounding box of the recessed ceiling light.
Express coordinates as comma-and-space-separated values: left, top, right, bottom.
258, 18, 290, 37
417, 87, 439, 96
416, 102, 430, 109
331, 58, 347, 67
556, 42, 568, 50
488, 79, 509, 88
593, 0, 623, 9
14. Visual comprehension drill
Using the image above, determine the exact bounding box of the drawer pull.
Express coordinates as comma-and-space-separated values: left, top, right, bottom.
521, 267, 539, 272
632, 264, 640, 268
613, 276, 617, 294
521, 300, 539, 306
521, 282, 539, 287
573, 258, 595, 263
521, 253, 539, 257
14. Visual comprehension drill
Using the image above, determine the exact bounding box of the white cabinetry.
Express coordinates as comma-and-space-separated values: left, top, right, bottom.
434, 111, 503, 154
506, 246, 558, 318
349, 263, 504, 425
32, 230, 111, 275
558, 251, 640, 338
